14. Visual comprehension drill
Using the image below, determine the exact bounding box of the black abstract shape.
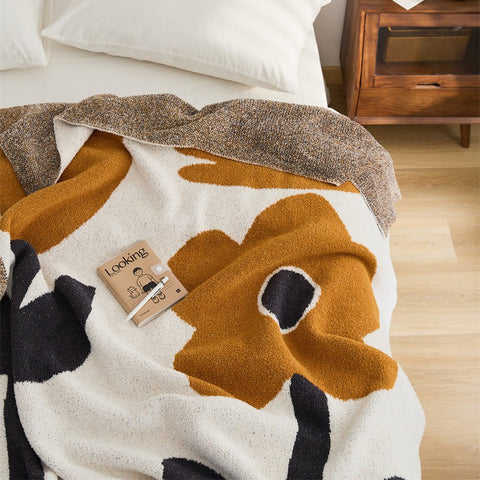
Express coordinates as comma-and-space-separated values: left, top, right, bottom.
287, 374, 330, 479
261, 269, 315, 331
9, 240, 94, 382
0, 292, 10, 376
162, 458, 225, 480
1, 293, 44, 479
385, 477, 405, 480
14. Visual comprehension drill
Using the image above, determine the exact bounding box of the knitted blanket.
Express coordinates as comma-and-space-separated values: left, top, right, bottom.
0, 95, 424, 480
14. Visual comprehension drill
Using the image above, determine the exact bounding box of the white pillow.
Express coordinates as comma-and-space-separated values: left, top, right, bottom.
0, 0, 48, 70
42, 0, 330, 92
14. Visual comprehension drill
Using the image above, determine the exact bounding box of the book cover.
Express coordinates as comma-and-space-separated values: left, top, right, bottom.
97, 240, 188, 327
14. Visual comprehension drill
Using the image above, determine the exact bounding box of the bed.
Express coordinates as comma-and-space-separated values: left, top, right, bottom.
0, 1, 424, 479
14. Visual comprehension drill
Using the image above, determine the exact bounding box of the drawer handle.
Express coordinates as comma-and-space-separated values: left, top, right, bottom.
415, 82, 442, 88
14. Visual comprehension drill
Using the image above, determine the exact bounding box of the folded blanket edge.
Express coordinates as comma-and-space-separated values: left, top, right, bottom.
0, 93, 400, 237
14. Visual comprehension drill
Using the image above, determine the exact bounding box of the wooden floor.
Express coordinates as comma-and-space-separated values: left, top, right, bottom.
326, 78, 480, 480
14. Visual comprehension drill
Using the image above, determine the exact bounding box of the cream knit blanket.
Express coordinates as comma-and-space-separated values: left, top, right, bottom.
0, 95, 423, 479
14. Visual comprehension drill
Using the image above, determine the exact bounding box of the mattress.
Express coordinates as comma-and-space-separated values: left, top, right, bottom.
0, 29, 328, 110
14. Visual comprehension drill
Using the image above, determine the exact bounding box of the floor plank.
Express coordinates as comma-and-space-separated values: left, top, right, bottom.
393, 334, 480, 480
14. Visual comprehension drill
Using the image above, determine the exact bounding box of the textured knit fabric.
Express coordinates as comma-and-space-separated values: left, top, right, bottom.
0, 96, 423, 480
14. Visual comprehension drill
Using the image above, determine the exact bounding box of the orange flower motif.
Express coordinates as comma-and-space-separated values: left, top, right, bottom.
170, 193, 398, 409
176, 147, 359, 193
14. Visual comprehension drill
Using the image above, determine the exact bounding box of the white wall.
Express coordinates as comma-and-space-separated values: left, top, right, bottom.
314, 0, 347, 66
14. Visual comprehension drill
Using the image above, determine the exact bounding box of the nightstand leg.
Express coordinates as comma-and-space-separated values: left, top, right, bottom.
460, 124, 470, 148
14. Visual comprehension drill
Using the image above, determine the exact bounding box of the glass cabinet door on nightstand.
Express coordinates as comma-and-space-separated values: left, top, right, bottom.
375, 25, 480, 87
361, 13, 480, 89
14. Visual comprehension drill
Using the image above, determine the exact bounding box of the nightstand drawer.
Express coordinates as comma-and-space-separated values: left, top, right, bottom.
357, 87, 480, 117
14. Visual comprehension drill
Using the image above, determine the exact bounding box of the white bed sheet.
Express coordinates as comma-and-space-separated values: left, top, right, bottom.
0, 28, 328, 110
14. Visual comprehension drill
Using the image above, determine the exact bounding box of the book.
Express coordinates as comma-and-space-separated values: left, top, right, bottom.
97, 240, 188, 327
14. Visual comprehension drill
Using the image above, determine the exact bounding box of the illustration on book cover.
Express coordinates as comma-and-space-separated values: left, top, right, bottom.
133, 266, 166, 302
97, 240, 187, 327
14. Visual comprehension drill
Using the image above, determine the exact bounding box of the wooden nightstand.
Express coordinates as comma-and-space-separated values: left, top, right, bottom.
340, 0, 480, 147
